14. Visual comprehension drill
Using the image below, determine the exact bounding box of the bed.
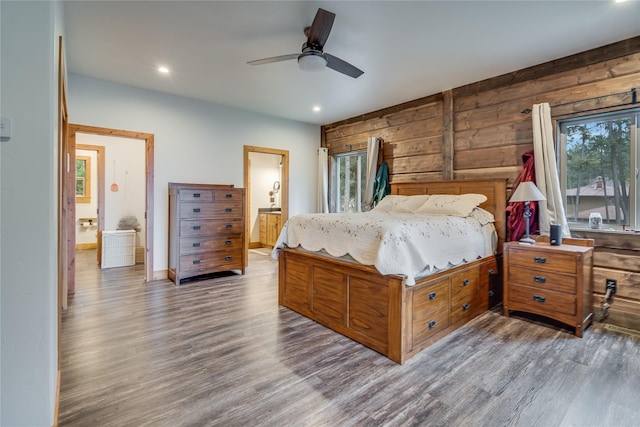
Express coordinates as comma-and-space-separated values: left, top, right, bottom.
276, 179, 507, 364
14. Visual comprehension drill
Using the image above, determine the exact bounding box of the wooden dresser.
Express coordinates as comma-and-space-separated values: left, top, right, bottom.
168, 183, 246, 284
503, 239, 594, 337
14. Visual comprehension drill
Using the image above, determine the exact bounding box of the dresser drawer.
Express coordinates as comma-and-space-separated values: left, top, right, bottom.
179, 218, 244, 237
179, 236, 243, 254
508, 283, 576, 317
179, 200, 243, 219
508, 266, 576, 294
508, 247, 578, 274
179, 249, 244, 273
214, 189, 243, 201
179, 188, 213, 202
412, 280, 450, 344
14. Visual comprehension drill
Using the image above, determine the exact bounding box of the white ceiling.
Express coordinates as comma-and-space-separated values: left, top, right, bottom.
63, 1, 640, 126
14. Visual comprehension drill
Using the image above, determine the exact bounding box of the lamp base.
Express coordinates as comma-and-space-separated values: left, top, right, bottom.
519, 237, 536, 245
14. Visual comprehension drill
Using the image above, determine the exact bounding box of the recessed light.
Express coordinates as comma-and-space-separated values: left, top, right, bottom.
615, 0, 627, 3
158, 66, 170, 74
313, 106, 321, 112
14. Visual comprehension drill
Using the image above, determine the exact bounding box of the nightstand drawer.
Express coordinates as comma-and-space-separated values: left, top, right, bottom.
508, 283, 576, 317
508, 266, 576, 294
508, 246, 578, 274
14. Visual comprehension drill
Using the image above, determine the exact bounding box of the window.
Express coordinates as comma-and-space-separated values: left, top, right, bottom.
76, 156, 91, 203
330, 150, 367, 212
558, 108, 639, 231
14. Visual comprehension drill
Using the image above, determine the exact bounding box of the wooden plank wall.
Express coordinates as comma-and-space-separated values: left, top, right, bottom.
322, 36, 640, 331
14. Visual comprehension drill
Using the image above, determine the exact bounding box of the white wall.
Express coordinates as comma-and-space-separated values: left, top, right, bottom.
67, 74, 320, 276
76, 134, 146, 247
249, 152, 282, 242
1, 1, 61, 425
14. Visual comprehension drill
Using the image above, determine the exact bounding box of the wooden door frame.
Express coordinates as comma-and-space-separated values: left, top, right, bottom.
243, 146, 289, 255
68, 124, 155, 282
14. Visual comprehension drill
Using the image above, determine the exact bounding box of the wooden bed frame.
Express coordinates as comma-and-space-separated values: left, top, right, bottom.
278, 180, 507, 364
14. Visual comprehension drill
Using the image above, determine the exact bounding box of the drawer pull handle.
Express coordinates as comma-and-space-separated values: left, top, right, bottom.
225, 208, 232, 213
192, 259, 200, 265
534, 276, 547, 283
193, 193, 201, 198
193, 208, 201, 213
225, 240, 232, 245
225, 224, 233, 229
533, 295, 546, 303
225, 193, 233, 198
429, 292, 437, 300
225, 256, 232, 261
428, 320, 436, 329
534, 256, 546, 264
489, 290, 495, 297
462, 303, 470, 311
488, 269, 495, 276
192, 242, 200, 247
463, 279, 469, 286
193, 225, 201, 230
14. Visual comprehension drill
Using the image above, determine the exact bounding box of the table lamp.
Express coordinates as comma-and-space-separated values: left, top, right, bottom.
509, 181, 546, 244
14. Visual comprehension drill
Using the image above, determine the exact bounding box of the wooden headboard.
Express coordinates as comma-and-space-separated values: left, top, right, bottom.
391, 179, 507, 253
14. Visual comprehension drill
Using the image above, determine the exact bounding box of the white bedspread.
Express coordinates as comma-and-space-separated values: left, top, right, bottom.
273, 210, 496, 286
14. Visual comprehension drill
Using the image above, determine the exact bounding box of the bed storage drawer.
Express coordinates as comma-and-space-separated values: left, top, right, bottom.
412, 279, 450, 344
451, 268, 479, 323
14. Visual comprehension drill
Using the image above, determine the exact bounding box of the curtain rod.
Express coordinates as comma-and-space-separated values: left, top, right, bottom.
520, 88, 637, 115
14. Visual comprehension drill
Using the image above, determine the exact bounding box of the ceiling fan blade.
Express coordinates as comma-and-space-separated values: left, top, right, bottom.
307, 8, 335, 49
247, 54, 299, 66
325, 53, 364, 79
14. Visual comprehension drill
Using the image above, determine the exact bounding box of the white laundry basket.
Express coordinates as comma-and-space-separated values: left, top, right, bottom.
101, 230, 136, 268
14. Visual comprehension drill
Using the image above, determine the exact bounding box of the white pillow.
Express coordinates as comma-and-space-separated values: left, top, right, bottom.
372, 195, 430, 213
416, 193, 487, 217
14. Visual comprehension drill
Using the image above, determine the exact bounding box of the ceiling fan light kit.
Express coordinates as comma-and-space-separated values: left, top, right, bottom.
248, 8, 364, 79
298, 51, 327, 72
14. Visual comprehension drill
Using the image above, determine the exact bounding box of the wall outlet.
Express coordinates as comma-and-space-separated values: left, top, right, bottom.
606, 279, 617, 294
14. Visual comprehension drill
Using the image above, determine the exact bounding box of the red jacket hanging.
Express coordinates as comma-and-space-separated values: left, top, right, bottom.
507, 151, 539, 241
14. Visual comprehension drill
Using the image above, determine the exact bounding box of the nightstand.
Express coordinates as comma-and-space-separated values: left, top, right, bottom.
503, 239, 594, 337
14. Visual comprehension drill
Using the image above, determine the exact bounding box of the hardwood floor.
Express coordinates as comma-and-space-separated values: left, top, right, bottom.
60, 250, 640, 426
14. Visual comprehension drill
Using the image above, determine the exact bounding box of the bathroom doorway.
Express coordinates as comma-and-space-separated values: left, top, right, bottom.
243, 146, 289, 255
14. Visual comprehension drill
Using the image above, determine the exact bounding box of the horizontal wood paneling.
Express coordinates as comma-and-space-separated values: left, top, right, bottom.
322, 36, 640, 331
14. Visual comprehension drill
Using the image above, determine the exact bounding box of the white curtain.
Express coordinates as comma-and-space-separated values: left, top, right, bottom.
317, 147, 329, 213
363, 137, 380, 210
532, 103, 571, 237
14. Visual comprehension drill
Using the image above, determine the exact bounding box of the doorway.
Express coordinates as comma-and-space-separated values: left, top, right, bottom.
67, 124, 155, 289
244, 146, 289, 254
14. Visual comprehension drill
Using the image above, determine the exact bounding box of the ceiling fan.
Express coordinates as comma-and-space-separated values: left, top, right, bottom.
247, 8, 364, 79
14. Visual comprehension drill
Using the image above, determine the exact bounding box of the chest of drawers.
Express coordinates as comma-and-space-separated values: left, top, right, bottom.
503, 240, 594, 336
168, 183, 246, 284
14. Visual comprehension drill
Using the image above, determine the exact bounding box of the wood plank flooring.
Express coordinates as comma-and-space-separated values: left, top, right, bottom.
59, 249, 640, 426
